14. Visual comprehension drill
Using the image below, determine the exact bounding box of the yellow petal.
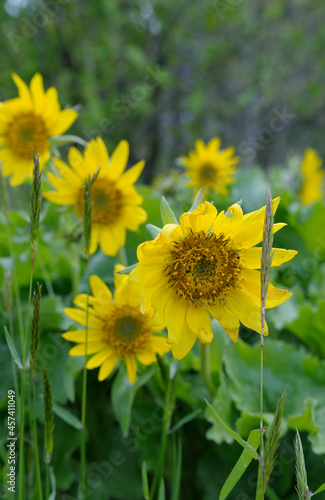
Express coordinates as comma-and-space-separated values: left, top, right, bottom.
86, 348, 113, 369
137, 350, 157, 365
43, 191, 76, 205
109, 140, 129, 179
99, 226, 121, 257
98, 354, 120, 381
62, 329, 104, 343
212, 203, 243, 237
30, 73, 45, 110
50, 109, 78, 135
116, 160, 145, 188
241, 268, 293, 308
180, 201, 217, 233
89, 275, 113, 303
240, 247, 298, 269
126, 356, 138, 383
122, 206, 148, 231
64, 308, 103, 328
187, 307, 213, 345
226, 289, 268, 335
165, 297, 188, 344
148, 336, 171, 355
69, 341, 107, 356
171, 322, 197, 360
12, 73, 32, 105
209, 304, 240, 342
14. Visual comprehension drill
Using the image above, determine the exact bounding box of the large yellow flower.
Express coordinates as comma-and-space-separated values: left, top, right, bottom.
300, 148, 324, 205
63, 266, 170, 383
43, 137, 147, 256
181, 138, 239, 194
0, 73, 78, 186
130, 200, 297, 360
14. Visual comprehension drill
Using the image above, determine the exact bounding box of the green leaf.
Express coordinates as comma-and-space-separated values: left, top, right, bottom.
189, 188, 205, 212
52, 403, 82, 430
116, 263, 138, 275
160, 196, 178, 225
146, 223, 161, 238
223, 339, 325, 455
286, 300, 325, 359
219, 429, 260, 500
314, 483, 325, 495
205, 399, 259, 459
168, 408, 202, 434
111, 364, 157, 436
206, 374, 235, 445
141, 461, 149, 500
4, 326, 23, 370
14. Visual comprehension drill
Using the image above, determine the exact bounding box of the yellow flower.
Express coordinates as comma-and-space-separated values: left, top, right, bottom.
63, 265, 170, 383
43, 137, 147, 256
300, 148, 324, 205
130, 200, 297, 360
0, 73, 78, 186
181, 138, 239, 194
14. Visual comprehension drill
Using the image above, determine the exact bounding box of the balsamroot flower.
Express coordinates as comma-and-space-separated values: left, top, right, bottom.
63, 266, 170, 383
299, 148, 324, 205
44, 137, 147, 256
0, 73, 78, 186
181, 137, 239, 194
130, 200, 297, 360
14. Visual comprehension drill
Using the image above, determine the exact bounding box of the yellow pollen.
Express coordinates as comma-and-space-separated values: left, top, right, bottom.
164, 230, 242, 307
6, 112, 49, 159
103, 306, 152, 358
77, 178, 123, 225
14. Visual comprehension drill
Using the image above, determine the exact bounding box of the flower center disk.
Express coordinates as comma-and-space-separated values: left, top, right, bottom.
77, 179, 123, 225
200, 164, 217, 180
6, 112, 49, 159
103, 307, 152, 357
164, 230, 242, 307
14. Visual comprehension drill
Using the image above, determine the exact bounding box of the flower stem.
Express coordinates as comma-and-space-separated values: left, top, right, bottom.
81, 255, 90, 499
201, 344, 216, 397
32, 380, 43, 500
19, 258, 35, 500
150, 364, 177, 499
45, 464, 50, 500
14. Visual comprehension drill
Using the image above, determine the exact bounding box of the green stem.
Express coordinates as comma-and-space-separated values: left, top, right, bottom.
150, 366, 177, 500
45, 464, 50, 500
81, 255, 90, 499
259, 312, 266, 499
18, 258, 35, 500
32, 381, 43, 500
201, 344, 216, 397
70, 243, 81, 297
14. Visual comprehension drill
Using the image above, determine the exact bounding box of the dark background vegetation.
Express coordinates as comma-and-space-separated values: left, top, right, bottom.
1, 0, 325, 183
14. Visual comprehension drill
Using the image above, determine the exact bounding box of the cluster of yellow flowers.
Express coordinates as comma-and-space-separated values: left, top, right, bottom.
3, 72, 316, 383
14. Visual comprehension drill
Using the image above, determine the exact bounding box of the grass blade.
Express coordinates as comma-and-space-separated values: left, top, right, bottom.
142, 461, 149, 500
4, 326, 23, 370
206, 400, 259, 460
220, 429, 260, 500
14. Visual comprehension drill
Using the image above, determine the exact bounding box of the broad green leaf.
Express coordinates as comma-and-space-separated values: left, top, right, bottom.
219, 429, 260, 500
160, 196, 178, 225
223, 339, 325, 455
288, 398, 321, 432
4, 326, 23, 370
141, 461, 149, 500
53, 403, 82, 430
112, 364, 157, 436
286, 301, 325, 358
205, 400, 259, 459
313, 483, 325, 495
